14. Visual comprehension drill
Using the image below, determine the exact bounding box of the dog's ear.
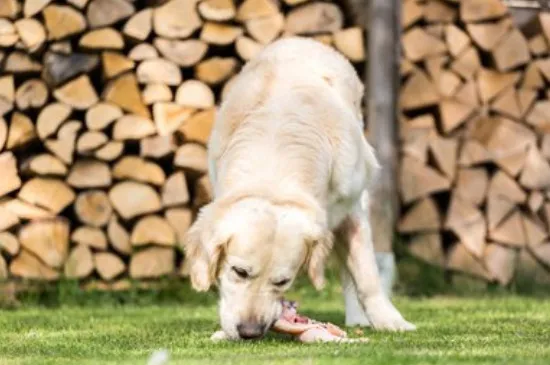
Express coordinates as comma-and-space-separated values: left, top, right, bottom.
305, 224, 333, 291
182, 204, 231, 292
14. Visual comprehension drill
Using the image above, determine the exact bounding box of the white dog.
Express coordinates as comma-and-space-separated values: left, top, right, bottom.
183, 37, 415, 340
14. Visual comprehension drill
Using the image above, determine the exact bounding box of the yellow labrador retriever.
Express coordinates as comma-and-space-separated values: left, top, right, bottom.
183, 37, 415, 340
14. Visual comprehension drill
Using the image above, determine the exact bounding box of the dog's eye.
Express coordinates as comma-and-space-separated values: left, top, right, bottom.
232, 266, 249, 279
273, 278, 290, 287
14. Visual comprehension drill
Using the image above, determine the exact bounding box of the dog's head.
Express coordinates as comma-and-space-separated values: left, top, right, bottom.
182, 197, 332, 340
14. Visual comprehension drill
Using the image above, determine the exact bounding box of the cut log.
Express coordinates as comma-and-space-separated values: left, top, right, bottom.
0, 152, 22, 198
195, 57, 238, 85
487, 171, 526, 229
429, 135, 457, 179
10, 250, 59, 280
162, 172, 189, 207
74, 190, 113, 227
18, 178, 75, 214
153, 102, 195, 136
445, 196, 486, 258
539, 13, 550, 45
402, 27, 446, 62
484, 243, 516, 286
113, 114, 156, 140
175, 80, 215, 109
129, 247, 174, 279
76, 132, 108, 154
245, 13, 284, 44
477, 69, 521, 104
200, 22, 242, 45
436, 70, 461, 98
71, 226, 108, 250
0, 19, 18, 48
102, 52, 135, 80
489, 210, 526, 247
45, 136, 76, 165
79, 28, 124, 50
58, 121, 82, 139
123, 8, 152, 41
109, 181, 162, 220
399, 156, 450, 203
95, 141, 124, 162
237, 0, 279, 21
131, 215, 176, 246
529, 34, 549, 57
401, 0, 423, 29
24, 0, 51, 17
174, 143, 208, 173
526, 101, 550, 132
517, 89, 537, 117
450, 47, 480, 80
399, 71, 439, 110
129, 43, 158, 61
43, 5, 86, 40
67, 160, 112, 188
0, 206, 19, 231
94, 252, 125, 280
0, 117, 5, 151
153, 0, 202, 39
87, 0, 134, 28
64, 244, 94, 279
284, 2, 342, 35
53, 75, 98, 110
42, 52, 99, 87
460, 0, 508, 22
455, 168, 488, 206
86, 102, 123, 131
528, 191, 544, 213
466, 18, 512, 51
519, 146, 550, 189
36, 103, 72, 140
199, 0, 236, 21
4, 52, 42, 73
401, 128, 430, 164
113, 156, 166, 186
492, 29, 530, 72
136, 58, 182, 86
103, 73, 150, 118
398, 198, 440, 233
424, 55, 447, 84
332, 27, 364, 62
235, 36, 264, 61
522, 62, 544, 90
14, 18, 46, 52
49, 41, 72, 54
140, 135, 176, 159
531, 243, 550, 267
7, 112, 36, 150
19, 218, 69, 268
165, 208, 192, 243
439, 98, 476, 134
15, 79, 48, 110
107, 216, 131, 255
0, 75, 14, 112
445, 24, 470, 57
407, 233, 445, 267
522, 215, 547, 247
1, 198, 55, 220
154, 38, 208, 68
178, 108, 215, 145
194, 175, 213, 208
490, 88, 521, 120
447, 243, 491, 280
221, 76, 237, 101
142, 83, 172, 105
424, 0, 456, 23
0, 231, 19, 256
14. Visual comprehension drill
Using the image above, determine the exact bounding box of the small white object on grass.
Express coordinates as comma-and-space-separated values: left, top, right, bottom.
147, 349, 170, 365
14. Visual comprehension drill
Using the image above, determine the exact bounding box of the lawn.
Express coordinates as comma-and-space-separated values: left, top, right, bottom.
0, 278, 549, 365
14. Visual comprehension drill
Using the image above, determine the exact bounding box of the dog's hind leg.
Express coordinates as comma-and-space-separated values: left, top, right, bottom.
334, 199, 416, 331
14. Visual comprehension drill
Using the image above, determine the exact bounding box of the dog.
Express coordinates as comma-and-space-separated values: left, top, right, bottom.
183, 37, 416, 340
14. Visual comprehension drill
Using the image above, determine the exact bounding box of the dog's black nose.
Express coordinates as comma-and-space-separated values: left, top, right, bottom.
237, 322, 265, 340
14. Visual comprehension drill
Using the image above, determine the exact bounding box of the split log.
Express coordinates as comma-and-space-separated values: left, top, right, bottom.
43, 5, 87, 40
102, 52, 135, 80
10, 250, 59, 281
484, 243, 516, 286
165, 208, 192, 243
140, 135, 176, 159
86, 102, 123, 131
154, 38, 208, 68
74, 190, 112, 228
522, 215, 547, 247
237, 0, 279, 22
76, 131, 108, 154
129, 247, 174, 279
196, 57, 239, 85
445, 24, 470, 57
162, 172, 189, 207
398, 198, 440, 233
71, 226, 108, 250
86, 0, 134, 28
401, 0, 423, 29
399, 156, 450, 203
400, 71, 439, 110
284, 2, 342, 35
7, 112, 36, 150
14, 18, 46, 52
136, 58, 182, 86
129, 43, 158, 61
0, 117, 6, 151
24, 0, 52, 17
79, 28, 124, 50
200, 23, 243, 45
526, 101, 550, 132
153, 102, 195, 136
445, 196, 486, 258
131, 215, 176, 247
477, 68, 520, 104
466, 18, 512, 51
142, 84, 173, 105
0, 206, 20, 231
36, 102, 72, 140
424, 0, 456, 23
193, 175, 213, 208
175, 80, 215, 109
67, 160, 112, 188
53, 75, 98, 110
429, 135, 457, 179
198, 0, 236, 21
531, 243, 550, 267
407, 233, 445, 267
436, 70, 461, 98
402, 27, 446, 62
528, 191, 544, 213
112, 156, 166, 186
489, 210, 526, 247
519, 146, 550, 189
245, 13, 284, 45
103, 73, 150, 118
107, 216, 131, 255
447, 243, 491, 281
0, 19, 18, 48
0, 231, 19, 256
15, 79, 48, 110
153, 0, 202, 39
174, 143, 208, 173
123, 8, 152, 41
94, 252, 125, 280
4, 52, 42, 73
64, 244, 94, 279
45, 136, 76, 165
18, 178, 75, 214
19, 218, 69, 268
455, 168, 488, 206
460, 0, 508, 22
333, 27, 365, 62
450, 47, 481, 80
235, 36, 264, 61
109, 181, 162, 220
113, 115, 156, 140
0, 152, 22, 198
492, 29, 530, 72
491, 88, 521, 120
95, 141, 124, 161
522, 63, 545, 90
178, 108, 215, 145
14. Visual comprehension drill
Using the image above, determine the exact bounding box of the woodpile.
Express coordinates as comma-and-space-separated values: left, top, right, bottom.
0, 0, 365, 285
399, 0, 550, 286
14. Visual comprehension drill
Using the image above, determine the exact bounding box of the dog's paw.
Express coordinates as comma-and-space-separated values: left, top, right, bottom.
364, 296, 416, 332
210, 330, 231, 341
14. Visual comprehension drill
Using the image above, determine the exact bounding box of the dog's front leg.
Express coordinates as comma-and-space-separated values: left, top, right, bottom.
334, 211, 416, 331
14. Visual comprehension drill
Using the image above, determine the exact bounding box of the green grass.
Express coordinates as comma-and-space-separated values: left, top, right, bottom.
0, 278, 549, 365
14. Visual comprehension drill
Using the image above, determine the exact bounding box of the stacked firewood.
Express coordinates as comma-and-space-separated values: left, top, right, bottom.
399, 0, 550, 286
0, 0, 365, 286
